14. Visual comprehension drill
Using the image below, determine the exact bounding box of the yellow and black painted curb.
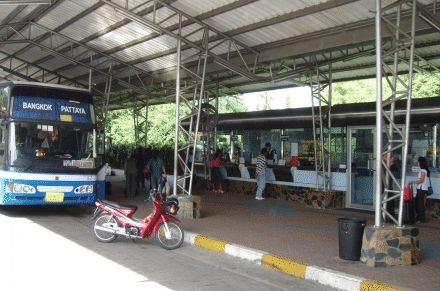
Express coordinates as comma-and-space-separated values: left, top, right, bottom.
184, 232, 409, 291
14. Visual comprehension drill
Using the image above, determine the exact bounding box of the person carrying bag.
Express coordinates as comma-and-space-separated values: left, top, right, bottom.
408, 156, 430, 223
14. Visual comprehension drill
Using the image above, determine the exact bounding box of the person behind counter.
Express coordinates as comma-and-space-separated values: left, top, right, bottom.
255, 148, 268, 200
265, 142, 274, 161
408, 156, 430, 223
210, 149, 224, 194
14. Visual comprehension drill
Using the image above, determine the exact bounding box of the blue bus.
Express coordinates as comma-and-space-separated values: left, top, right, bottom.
0, 81, 107, 205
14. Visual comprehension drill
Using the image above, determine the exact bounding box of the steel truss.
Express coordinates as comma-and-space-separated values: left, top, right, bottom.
172, 24, 209, 196
0, 22, 150, 95
133, 96, 149, 148
375, 0, 417, 227
199, 86, 219, 181
308, 62, 332, 191
98, 0, 261, 196
100, 0, 259, 81
0, 1, 52, 5
0, 51, 84, 86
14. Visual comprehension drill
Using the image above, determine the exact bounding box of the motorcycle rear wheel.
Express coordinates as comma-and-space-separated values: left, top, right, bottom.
93, 213, 118, 243
156, 221, 184, 250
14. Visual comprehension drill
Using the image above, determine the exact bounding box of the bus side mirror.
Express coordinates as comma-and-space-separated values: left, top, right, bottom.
105, 137, 112, 153
97, 133, 105, 155
96, 134, 112, 155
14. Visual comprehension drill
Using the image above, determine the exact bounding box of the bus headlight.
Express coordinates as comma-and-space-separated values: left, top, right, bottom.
74, 185, 94, 194
6, 183, 36, 194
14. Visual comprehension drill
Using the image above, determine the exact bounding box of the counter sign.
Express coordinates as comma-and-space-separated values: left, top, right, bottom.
281, 134, 289, 141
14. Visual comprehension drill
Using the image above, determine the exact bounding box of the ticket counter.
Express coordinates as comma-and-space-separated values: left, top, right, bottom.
195, 97, 440, 210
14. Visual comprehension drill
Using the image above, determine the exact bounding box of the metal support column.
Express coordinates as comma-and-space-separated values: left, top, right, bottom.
375, 0, 417, 227
309, 63, 332, 191
200, 87, 219, 181
172, 21, 209, 196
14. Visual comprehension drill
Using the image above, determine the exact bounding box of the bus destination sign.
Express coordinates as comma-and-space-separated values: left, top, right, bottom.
12, 96, 93, 124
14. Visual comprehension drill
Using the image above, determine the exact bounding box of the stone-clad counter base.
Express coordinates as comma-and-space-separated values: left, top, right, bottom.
176, 195, 201, 219
360, 225, 421, 267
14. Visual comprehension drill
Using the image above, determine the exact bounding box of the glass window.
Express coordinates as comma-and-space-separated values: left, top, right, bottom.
408, 124, 433, 168
216, 132, 231, 162
9, 121, 96, 172
231, 131, 244, 163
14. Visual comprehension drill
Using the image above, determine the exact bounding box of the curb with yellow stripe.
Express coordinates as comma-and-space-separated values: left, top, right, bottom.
184, 232, 409, 291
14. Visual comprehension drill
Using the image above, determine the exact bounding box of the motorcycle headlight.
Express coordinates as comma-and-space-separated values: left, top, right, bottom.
6, 183, 36, 194
74, 185, 94, 194
168, 204, 179, 215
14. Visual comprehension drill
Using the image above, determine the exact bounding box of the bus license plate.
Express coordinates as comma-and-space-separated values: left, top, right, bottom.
45, 192, 64, 203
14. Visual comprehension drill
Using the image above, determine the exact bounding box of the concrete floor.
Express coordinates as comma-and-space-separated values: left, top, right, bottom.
0, 197, 331, 291
109, 171, 440, 291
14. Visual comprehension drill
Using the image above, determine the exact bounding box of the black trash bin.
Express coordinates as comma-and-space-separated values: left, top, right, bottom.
337, 217, 367, 261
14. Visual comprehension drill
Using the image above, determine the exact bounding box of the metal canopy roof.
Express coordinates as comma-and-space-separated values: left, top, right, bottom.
0, 0, 439, 108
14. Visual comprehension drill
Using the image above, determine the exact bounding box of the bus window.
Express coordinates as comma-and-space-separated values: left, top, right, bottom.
9, 121, 96, 171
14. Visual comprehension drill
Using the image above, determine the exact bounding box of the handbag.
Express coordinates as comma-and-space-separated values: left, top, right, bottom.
403, 186, 413, 201
427, 177, 433, 196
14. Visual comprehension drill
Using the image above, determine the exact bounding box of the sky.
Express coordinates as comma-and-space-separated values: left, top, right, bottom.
242, 86, 312, 111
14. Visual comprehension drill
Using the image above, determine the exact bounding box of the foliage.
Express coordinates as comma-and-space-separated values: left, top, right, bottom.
411, 72, 440, 98
146, 103, 177, 149
332, 79, 377, 104
106, 108, 135, 147
104, 71, 440, 165
218, 94, 246, 113
256, 91, 274, 110
332, 72, 440, 104
104, 95, 245, 166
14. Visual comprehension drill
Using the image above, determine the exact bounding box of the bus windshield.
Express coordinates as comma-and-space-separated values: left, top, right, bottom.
9, 121, 97, 173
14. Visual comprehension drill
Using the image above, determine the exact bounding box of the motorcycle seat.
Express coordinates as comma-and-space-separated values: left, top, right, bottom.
101, 199, 138, 211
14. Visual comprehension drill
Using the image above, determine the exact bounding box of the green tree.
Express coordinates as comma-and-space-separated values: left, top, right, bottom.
411, 72, 440, 98
257, 92, 273, 110
331, 72, 440, 104
105, 93, 247, 150
218, 94, 246, 113
146, 103, 177, 149
332, 79, 377, 104
106, 108, 135, 147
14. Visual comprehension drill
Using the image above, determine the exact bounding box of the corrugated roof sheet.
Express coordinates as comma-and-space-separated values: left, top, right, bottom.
0, 0, 439, 100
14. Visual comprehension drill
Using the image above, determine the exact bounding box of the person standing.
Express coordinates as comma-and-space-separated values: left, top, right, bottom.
409, 156, 430, 223
210, 149, 224, 193
124, 152, 138, 198
265, 142, 274, 162
255, 148, 267, 200
146, 150, 166, 192
135, 147, 146, 193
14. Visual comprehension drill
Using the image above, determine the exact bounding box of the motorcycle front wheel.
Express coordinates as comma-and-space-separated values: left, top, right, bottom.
156, 221, 184, 250
93, 213, 118, 243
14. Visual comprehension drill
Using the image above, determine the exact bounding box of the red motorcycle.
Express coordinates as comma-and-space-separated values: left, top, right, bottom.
92, 192, 184, 250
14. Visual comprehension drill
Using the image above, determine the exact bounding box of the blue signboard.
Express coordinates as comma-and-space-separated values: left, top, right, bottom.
12, 96, 93, 124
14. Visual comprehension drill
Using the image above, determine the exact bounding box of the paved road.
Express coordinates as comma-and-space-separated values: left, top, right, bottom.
0, 205, 332, 291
